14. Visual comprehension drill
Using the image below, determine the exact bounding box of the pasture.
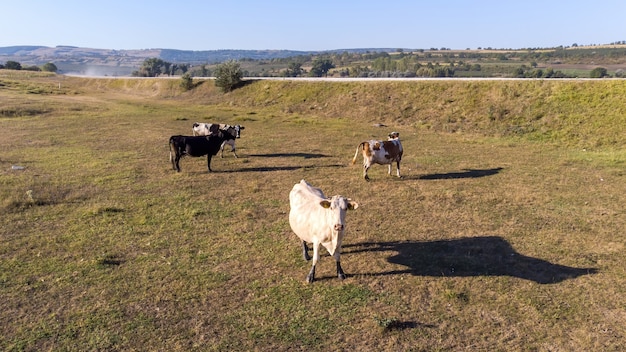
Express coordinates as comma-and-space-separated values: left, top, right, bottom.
1, 72, 625, 351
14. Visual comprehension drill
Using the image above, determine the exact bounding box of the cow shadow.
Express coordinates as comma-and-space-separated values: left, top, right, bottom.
248, 153, 328, 159
224, 163, 345, 173
343, 236, 597, 284
417, 167, 504, 180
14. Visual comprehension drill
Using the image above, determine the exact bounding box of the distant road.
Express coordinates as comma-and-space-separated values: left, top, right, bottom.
64, 74, 616, 82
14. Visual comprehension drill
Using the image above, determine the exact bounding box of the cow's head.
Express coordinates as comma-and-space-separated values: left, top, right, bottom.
233, 125, 245, 138
319, 196, 358, 255
222, 125, 245, 139
320, 196, 358, 232
388, 131, 400, 140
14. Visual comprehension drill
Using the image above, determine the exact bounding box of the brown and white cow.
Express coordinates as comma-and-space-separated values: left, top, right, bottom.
289, 179, 359, 283
351, 132, 403, 180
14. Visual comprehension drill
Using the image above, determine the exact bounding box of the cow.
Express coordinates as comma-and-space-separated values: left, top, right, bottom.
192, 122, 245, 158
351, 131, 403, 180
288, 179, 359, 283
168, 129, 235, 172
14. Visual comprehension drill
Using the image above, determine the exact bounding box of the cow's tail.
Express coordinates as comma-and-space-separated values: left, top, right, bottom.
168, 137, 174, 162
351, 142, 364, 165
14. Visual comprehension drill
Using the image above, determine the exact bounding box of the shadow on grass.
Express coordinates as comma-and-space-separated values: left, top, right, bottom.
248, 153, 328, 159
179, 163, 345, 174
417, 167, 504, 180
344, 236, 597, 284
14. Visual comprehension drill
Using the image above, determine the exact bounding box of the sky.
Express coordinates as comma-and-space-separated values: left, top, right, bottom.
2, 0, 625, 51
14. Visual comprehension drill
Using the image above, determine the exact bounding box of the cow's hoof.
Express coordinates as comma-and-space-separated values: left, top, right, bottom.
306, 275, 314, 283
338, 273, 346, 280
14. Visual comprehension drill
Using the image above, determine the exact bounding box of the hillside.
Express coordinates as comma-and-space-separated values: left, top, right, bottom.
0, 46, 330, 76
8, 72, 623, 149
2, 44, 626, 78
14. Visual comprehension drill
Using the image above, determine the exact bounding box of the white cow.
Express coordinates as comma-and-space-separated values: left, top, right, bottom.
192, 122, 245, 158
351, 131, 403, 180
289, 179, 359, 283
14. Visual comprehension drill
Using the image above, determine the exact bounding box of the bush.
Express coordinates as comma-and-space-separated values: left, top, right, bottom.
589, 67, 608, 78
180, 73, 193, 91
5, 61, 21, 70
214, 60, 243, 92
42, 63, 58, 72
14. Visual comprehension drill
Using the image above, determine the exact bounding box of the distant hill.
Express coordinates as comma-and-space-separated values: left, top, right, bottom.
0, 45, 401, 76
3, 44, 624, 78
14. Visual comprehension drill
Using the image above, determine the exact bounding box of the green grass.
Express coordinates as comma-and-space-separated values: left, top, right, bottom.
1, 71, 625, 351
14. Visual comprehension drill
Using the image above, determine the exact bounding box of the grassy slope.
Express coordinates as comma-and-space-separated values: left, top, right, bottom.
195, 78, 626, 148
1, 72, 625, 351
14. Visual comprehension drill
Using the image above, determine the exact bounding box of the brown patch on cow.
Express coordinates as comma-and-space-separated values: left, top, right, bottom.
363, 142, 372, 157
382, 140, 401, 160
373, 142, 381, 151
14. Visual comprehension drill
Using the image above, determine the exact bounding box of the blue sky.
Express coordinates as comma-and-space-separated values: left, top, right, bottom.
2, 0, 624, 51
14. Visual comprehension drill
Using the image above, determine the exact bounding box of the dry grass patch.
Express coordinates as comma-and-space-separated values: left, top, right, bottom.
1, 74, 625, 351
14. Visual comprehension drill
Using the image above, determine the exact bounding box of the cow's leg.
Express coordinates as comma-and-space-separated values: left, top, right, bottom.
333, 251, 346, 280
231, 144, 238, 158
301, 241, 311, 261
174, 154, 182, 172
306, 264, 316, 284
206, 155, 213, 172
363, 163, 371, 181
336, 261, 346, 280
396, 160, 402, 178
306, 242, 321, 283
220, 141, 226, 158
388, 163, 392, 176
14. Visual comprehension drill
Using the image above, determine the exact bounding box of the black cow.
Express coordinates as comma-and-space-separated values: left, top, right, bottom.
169, 129, 236, 172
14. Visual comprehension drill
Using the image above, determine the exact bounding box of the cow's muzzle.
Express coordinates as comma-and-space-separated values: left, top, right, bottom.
334, 224, 344, 231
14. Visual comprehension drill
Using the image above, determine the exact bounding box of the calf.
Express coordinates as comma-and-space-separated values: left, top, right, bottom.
168, 129, 234, 172
192, 122, 245, 158
351, 131, 403, 180
289, 179, 359, 283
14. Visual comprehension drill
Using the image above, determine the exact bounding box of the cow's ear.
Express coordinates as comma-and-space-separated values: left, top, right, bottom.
320, 200, 331, 209
347, 200, 359, 210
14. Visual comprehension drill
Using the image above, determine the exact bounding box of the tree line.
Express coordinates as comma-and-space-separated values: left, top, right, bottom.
0, 60, 57, 72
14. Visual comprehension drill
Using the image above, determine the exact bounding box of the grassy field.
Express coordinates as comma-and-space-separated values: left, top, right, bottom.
1, 71, 626, 351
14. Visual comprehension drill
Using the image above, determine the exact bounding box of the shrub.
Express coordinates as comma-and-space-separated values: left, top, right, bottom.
214, 60, 243, 92
589, 67, 608, 78
180, 73, 193, 91
42, 63, 58, 72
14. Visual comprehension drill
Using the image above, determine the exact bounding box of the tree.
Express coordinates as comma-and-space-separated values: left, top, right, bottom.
180, 72, 193, 91
309, 57, 335, 77
283, 61, 303, 77
214, 60, 243, 92
589, 67, 608, 78
133, 58, 169, 77
5, 61, 21, 70
42, 62, 58, 72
